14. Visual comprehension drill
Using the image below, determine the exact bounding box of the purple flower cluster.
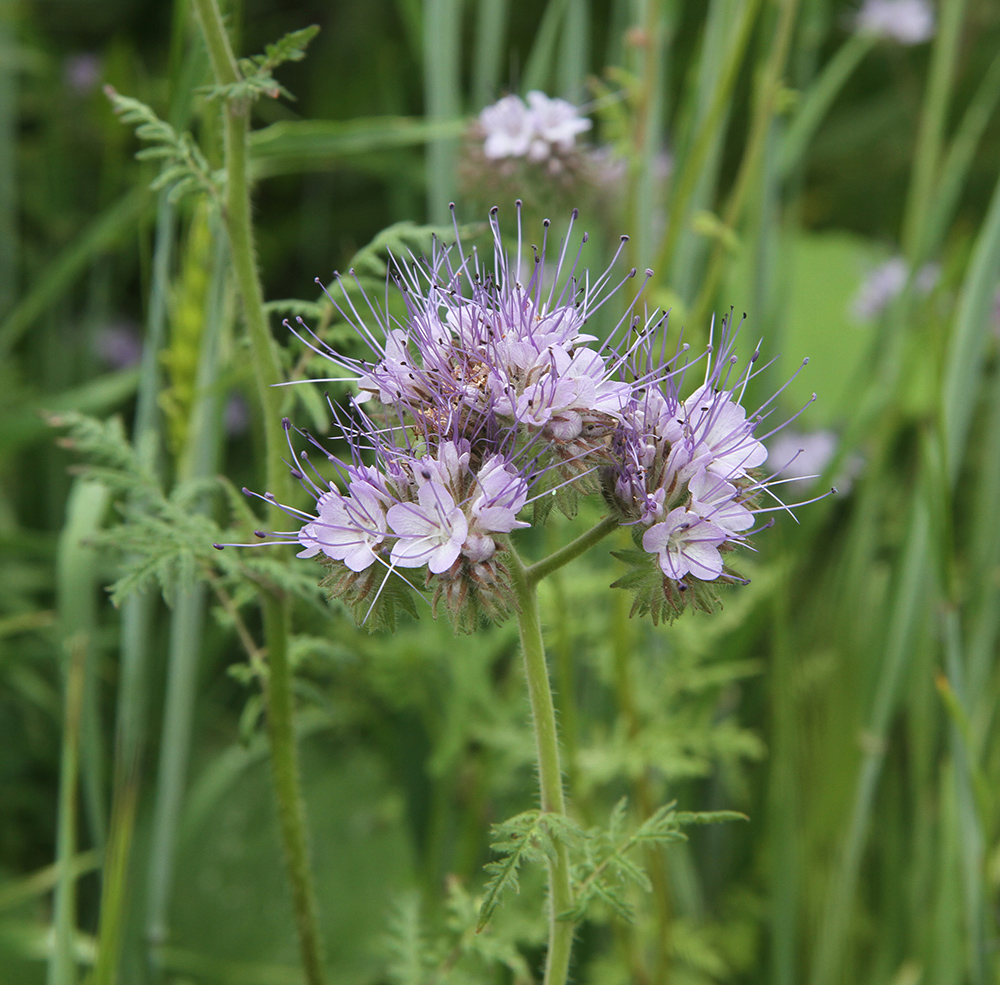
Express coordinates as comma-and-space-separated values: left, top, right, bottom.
240, 206, 808, 627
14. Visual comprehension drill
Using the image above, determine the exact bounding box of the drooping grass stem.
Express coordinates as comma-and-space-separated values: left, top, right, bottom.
191, 3, 326, 983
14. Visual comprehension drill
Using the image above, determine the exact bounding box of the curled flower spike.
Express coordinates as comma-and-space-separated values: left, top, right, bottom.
230, 207, 822, 628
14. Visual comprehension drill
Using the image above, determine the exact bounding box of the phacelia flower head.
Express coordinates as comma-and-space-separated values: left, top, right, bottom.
227, 206, 820, 629
478, 92, 592, 162
854, 0, 935, 44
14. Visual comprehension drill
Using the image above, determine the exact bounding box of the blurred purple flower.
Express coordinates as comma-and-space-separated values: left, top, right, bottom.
850, 257, 939, 321
855, 0, 935, 44
64, 54, 102, 95
93, 322, 142, 369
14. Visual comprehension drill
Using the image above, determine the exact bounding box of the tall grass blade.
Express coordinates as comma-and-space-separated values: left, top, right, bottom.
919, 48, 1000, 264
145, 220, 228, 959
47, 630, 89, 985
523, 0, 570, 95
423, 0, 462, 223
473, 0, 509, 107
557, 0, 589, 102
940, 169, 1000, 483
0, 0, 17, 318
778, 32, 875, 179
249, 117, 465, 180
0, 186, 152, 358
901, 0, 969, 260
56, 480, 112, 854
808, 501, 931, 985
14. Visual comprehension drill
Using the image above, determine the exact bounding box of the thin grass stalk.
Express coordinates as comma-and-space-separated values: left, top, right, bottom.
901, 0, 969, 261
508, 544, 574, 985
940, 177, 1000, 482
48, 634, 88, 985
0, 186, 152, 359
56, 480, 112, 861
523, 0, 570, 95
144, 218, 228, 964
807, 500, 931, 985
626, 0, 670, 272
651, 0, 762, 282
920, 49, 1000, 266
0, 0, 17, 318
424, 0, 461, 223
0, 852, 100, 914
472, 0, 509, 108
689, 0, 801, 329
777, 32, 875, 179
941, 610, 987, 984
667, 0, 738, 302
91, 778, 140, 985
145, 589, 210, 954
966, 364, 1000, 709
557, 0, 589, 103
768, 568, 798, 985
191, 5, 326, 983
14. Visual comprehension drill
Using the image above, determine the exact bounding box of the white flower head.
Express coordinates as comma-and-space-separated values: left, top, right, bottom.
479, 95, 535, 159
525, 91, 592, 153
855, 0, 935, 44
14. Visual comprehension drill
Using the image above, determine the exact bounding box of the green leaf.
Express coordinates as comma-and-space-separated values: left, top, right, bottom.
105, 88, 221, 204
477, 810, 560, 931
202, 26, 321, 104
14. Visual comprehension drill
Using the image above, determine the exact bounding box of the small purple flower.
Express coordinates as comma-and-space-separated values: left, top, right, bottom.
470, 455, 530, 534
642, 509, 729, 582
297, 473, 390, 572
388, 481, 469, 574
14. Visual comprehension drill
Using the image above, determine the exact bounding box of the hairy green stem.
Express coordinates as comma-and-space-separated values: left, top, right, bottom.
192, 3, 326, 983
526, 515, 619, 585
508, 545, 574, 985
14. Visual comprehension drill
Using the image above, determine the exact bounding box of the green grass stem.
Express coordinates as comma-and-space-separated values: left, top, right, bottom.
778, 32, 875, 179
917, 48, 1000, 264
808, 501, 931, 985
423, 0, 461, 223
472, 0, 509, 107
48, 633, 88, 985
940, 169, 1000, 484
652, 0, 762, 284
523, 0, 570, 96
56, 480, 112, 855
901, 0, 969, 261
0, 0, 17, 318
689, 0, 800, 329
667, 0, 741, 302
0, 186, 152, 359
144, 220, 228, 967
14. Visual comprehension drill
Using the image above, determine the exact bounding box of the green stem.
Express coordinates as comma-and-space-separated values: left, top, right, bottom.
778, 32, 876, 179
49, 634, 87, 985
507, 545, 574, 985
651, 0, 763, 282
689, 0, 800, 329
526, 514, 619, 585
192, 4, 326, 984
